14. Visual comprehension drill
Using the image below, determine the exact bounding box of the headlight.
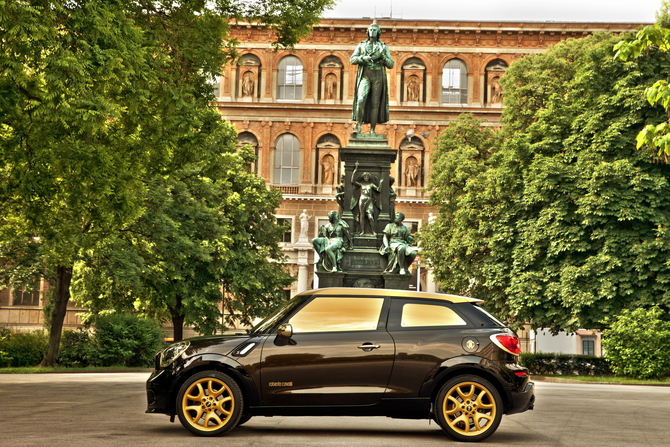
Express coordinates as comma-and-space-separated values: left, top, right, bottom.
159, 341, 190, 368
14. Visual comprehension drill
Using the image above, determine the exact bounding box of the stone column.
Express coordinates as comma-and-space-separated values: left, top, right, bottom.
426, 266, 437, 293
296, 249, 311, 293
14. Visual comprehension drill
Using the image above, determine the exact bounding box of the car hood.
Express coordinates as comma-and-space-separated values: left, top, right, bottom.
183, 334, 252, 357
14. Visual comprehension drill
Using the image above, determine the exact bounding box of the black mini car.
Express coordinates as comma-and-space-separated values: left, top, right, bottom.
146, 288, 534, 442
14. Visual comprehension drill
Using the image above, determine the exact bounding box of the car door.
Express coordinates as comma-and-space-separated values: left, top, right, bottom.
259, 295, 395, 406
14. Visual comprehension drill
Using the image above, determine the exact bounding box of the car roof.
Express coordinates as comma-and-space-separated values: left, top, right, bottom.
296, 287, 484, 304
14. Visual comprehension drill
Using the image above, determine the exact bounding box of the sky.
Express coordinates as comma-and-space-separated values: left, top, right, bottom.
323, 0, 662, 23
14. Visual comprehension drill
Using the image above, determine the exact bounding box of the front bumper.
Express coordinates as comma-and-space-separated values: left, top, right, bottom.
145, 369, 173, 414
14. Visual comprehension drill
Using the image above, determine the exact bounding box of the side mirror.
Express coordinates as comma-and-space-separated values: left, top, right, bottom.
274, 324, 295, 346
277, 323, 293, 339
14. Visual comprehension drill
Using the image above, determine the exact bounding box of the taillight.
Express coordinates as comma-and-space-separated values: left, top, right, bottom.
490, 333, 521, 355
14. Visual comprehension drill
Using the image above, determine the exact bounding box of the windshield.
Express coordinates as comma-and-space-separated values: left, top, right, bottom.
250, 294, 309, 334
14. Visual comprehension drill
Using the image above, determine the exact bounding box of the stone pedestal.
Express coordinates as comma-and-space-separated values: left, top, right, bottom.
314, 271, 346, 288
382, 273, 413, 290
318, 133, 410, 290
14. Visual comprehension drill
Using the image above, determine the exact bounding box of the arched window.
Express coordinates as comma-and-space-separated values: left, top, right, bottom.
277, 56, 303, 100
274, 134, 300, 185
442, 59, 468, 104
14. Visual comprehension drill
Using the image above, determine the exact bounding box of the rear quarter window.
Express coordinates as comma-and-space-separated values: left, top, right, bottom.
401, 303, 467, 327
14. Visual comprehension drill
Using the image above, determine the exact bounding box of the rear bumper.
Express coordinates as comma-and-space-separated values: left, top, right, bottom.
507, 380, 535, 415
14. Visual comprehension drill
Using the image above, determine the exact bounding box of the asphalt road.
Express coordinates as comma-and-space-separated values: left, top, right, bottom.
1, 373, 669, 447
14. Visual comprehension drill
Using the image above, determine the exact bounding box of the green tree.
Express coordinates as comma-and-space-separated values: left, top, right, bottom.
72, 121, 293, 340
602, 307, 670, 379
419, 114, 503, 299
421, 33, 670, 332
614, 2, 670, 156
0, 0, 333, 365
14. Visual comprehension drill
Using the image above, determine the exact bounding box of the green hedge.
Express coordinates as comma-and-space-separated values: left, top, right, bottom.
520, 353, 613, 376
58, 314, 166, 367
0, 327, 48, 367
602, 307, 670, 380
1, 314, 166, 368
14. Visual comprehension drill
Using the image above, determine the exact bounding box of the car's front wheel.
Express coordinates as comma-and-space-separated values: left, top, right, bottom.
176, 371, 243, 436
434, 375, 503, 442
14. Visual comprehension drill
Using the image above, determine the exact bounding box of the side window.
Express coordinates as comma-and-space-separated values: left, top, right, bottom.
274, 133, 300, 185
276, 217, 293, 243
442, 59, 468, 104
401, 303, 467, 327
289, 297, 384, 333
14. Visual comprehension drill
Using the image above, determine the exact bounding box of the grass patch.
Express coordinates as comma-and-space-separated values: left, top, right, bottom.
0, 366, 153, 374
536, 375, 670, 385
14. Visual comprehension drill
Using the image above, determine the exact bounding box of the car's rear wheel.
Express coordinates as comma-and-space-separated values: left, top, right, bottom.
176, 371, 243, 436
435, 375, 503, 442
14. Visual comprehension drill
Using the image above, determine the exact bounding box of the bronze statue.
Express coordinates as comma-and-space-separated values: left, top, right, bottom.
379, 211, 418, 275
350, 21, 394, 135
335, 174, 345, 216
312, 210, 353, 272
388, 176, 396, 219
350, 161, 383, 235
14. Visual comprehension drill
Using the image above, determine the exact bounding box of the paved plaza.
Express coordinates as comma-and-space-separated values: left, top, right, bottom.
1, 373, 669, 447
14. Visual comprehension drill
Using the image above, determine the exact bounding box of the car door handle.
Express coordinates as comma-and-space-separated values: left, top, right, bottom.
358, 343, 381, 351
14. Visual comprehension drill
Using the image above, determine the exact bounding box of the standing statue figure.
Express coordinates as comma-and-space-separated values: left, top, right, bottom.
388, 176, 396, 220
350, 161, 383, 235
379, 212, 418, 275
242, 72, 255, 97
350, 20, 394, 135
312, 210, 353, 272
407, 76, 419, 102
299, 209, 312, 239
325, 74, 337, 100
405, 160, 421, 187
321, 156, 335, 185
490, 77, 503, 104
335, 174, 345, 216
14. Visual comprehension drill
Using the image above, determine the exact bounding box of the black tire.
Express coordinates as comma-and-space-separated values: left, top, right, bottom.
434, 375, 503, 442
176, 371, 243, 436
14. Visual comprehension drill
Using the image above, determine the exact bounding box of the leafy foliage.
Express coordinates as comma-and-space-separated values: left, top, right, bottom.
421, 33, 670, 332
71, 120, 294, 339
614, 20, 670, 157
0, 0, 332, 363
88, 314, 166, 367
57, 315, 166, 367
602, 307, 670, 379
57, 329, 93, 368
0, 328, 48, 367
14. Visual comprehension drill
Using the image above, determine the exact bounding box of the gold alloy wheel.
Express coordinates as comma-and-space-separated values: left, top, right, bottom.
181, 377, 236, 432
442, 381, 497, 437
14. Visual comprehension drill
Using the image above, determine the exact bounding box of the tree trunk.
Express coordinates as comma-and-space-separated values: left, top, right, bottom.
171, 294, 185, 341
39, 266, 73, 367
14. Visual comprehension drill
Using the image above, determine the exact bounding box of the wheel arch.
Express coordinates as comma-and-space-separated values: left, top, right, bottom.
167, 354, 260, 415
422, 358, 512, 414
